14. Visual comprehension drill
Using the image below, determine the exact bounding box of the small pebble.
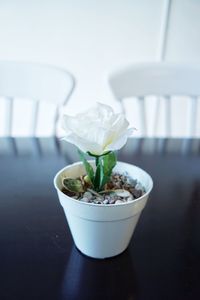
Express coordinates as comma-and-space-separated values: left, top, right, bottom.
115, 183, 121, 189
94, 201, 102, 204
96, 197, 103, 202
135, 183, 143, 190
127, 178, 137, 186
127, 196, 133, 202
109, 198, 115, 204
114, 190, 131, 197
133, 189, 142, 198
83, 191, 93, 200
103, 199, 109, 204
80, 197, 90, 203
115, 200, 124, 204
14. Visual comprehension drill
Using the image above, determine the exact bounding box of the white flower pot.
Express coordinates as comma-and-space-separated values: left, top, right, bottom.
54, 161, 153, 259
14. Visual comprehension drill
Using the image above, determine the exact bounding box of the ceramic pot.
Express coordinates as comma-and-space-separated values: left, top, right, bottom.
54, 161, 153, 259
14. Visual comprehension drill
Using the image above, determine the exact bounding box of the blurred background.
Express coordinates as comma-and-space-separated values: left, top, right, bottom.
0, 0, 199, 137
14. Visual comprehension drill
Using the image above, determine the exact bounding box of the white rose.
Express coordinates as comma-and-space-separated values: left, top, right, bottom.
62, 102, 133, 155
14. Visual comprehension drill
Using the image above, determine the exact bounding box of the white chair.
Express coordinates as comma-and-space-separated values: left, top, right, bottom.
108, 62, 200, 137
0, 61, 75, 136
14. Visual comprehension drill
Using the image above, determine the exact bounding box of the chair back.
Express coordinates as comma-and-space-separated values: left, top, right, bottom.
0, 61, 75, 136
108, 63, 200, 136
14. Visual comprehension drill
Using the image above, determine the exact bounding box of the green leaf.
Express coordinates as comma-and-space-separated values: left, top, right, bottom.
102, 151, 117, 176
93, 163, 101, 191
78, 150, 94, 183
82, 151, 117, 192
101, 175, 110, 189
101, 152, 117, 188
62, 178, 84, 193
93, 158, 104, 191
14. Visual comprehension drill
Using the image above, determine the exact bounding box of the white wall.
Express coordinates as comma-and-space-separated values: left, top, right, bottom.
0, 0, 199, 136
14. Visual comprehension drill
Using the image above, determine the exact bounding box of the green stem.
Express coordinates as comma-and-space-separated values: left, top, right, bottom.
95, 156, 99, 167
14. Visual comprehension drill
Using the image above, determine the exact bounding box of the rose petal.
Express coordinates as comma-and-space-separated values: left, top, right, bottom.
62, 133, 104, 155
105, 128, 133, 152
61, 103, 134, 154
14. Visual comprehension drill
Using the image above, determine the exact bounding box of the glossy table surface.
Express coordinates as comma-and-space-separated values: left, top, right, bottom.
0, 138, 200, 300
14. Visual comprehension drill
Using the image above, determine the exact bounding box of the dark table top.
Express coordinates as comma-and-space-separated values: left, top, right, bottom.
0, 137, 200, 300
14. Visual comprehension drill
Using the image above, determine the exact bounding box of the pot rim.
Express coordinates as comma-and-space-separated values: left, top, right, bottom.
54, 160, 153, 207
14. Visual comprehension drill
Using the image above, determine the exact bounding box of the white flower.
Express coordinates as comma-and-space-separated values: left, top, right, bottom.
62, 102, 133, 155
